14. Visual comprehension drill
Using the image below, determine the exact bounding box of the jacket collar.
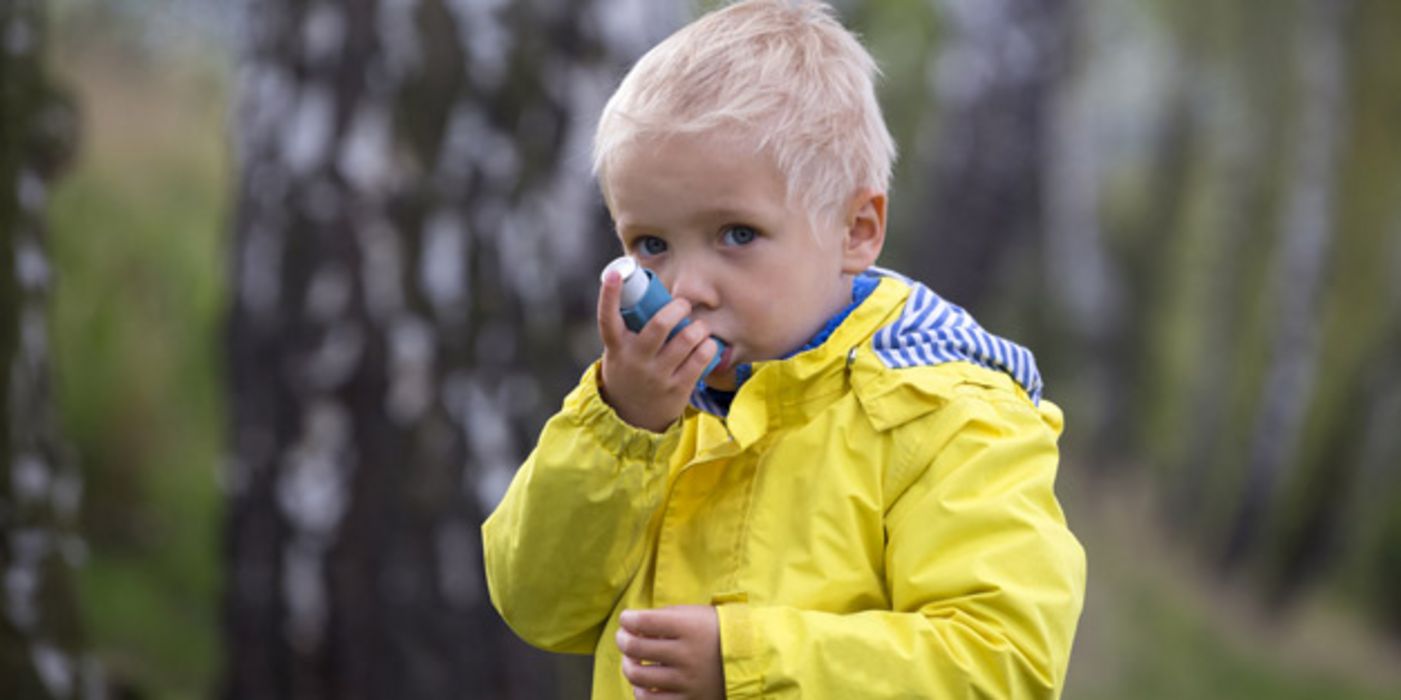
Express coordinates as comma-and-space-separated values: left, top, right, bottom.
701, 276, 909, 451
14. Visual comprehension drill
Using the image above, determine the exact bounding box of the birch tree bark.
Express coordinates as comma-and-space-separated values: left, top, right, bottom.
224, 1, 681, 698
0, 1, 94, 698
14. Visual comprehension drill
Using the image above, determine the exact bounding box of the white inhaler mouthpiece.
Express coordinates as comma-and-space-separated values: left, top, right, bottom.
603, 256, 651, 308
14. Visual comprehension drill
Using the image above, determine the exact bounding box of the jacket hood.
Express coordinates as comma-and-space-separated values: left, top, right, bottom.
866, 268, 1044, 404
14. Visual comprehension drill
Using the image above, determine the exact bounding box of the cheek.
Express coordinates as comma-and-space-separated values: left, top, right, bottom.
760, 289, 810, 337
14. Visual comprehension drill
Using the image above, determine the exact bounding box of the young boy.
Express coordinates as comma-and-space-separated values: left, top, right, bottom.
482, 1, 1085, 697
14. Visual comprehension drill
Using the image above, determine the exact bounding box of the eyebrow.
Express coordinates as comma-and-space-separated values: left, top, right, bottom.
617, 205, 765, 234
614, 222, 659, 238
695, 206, 762, 223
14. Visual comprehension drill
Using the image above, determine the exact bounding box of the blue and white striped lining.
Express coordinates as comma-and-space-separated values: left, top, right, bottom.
690, 384, 729, 416
868, 267, 1043, 404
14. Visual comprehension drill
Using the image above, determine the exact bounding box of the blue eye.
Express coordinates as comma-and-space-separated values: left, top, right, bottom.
723, 226, 758, 246
637, 236, 668, 256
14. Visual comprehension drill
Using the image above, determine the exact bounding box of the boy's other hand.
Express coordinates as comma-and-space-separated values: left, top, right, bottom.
598, 270, 718, 433
616, 606, 724, 700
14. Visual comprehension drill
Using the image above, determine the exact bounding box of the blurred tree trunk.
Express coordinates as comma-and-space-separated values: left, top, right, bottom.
0, 1, 93, 698
1352, 314, 1401, 631
1222, 0, 1352, 571
1038, 0, 1126, 459
1159, 0, 1294, 532
224, 1, 680, 698
1265, 0, 1401, 613
914, 0, 1071, 312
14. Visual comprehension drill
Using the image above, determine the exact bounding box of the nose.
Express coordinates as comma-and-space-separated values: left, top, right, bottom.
668, 260, 719, 310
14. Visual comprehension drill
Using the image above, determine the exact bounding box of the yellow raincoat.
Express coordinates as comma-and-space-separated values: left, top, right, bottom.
483, 275, 1086, 698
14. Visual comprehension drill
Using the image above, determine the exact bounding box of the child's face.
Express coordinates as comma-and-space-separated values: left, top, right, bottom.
605, 133, 864, 390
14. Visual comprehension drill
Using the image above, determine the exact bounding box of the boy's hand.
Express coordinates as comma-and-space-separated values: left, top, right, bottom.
598, 270, 718, 433
616, 606, 724, 700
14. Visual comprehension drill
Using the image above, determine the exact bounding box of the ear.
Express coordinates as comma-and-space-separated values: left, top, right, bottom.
840, 188, 887, 275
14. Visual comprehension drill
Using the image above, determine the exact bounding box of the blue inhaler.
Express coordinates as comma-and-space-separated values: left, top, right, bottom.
602, 256, 726, 381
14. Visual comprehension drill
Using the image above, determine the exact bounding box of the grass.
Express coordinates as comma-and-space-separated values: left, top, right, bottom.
1062, 469, 1401, 700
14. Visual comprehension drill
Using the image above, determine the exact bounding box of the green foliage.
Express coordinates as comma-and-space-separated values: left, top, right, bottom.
46, 35, 229, 698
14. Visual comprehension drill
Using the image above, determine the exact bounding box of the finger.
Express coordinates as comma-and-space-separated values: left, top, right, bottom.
619, 608, 681, 639
656, 318, 711, 374
616, 628, 685, 667
621, 656, 683, 692
636, 299, 692, 353
597, 270, 626, 348
631, 686, 684, 700
673, 335, 720, 385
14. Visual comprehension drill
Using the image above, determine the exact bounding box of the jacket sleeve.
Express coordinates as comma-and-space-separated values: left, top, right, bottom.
717, 391, 1086, 698
482, 363, 682, 654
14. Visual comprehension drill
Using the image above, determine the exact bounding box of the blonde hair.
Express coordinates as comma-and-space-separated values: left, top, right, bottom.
593, 0, 896, 229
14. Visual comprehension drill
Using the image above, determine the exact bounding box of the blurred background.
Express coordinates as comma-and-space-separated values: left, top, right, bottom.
4, 0, 1400, 697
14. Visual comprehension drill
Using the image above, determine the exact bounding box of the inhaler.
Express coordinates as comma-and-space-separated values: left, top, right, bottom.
601, 256, 726, 381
